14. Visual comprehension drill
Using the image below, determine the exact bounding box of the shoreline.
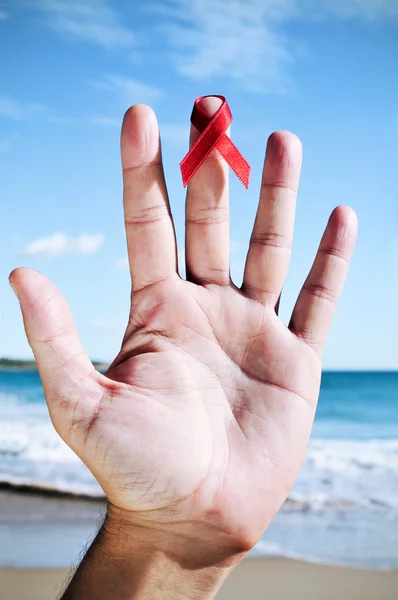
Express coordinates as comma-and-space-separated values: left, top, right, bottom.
0, 481, 105, 501
1, 488, 397, 570
1, 489, 398, 599
2, 559, 398, 600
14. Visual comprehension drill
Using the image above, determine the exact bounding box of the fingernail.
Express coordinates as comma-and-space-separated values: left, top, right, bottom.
9, 280, 19, 300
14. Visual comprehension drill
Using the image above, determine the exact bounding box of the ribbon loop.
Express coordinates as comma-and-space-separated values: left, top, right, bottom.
180, 95, 250, 188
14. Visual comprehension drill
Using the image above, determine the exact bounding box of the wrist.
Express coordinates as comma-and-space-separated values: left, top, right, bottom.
97, 503, 247, 599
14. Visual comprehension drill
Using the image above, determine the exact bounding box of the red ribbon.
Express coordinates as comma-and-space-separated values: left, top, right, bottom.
180, 95, 250, 188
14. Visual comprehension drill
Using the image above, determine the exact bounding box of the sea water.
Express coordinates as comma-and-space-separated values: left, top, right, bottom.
0, 370, 397, 568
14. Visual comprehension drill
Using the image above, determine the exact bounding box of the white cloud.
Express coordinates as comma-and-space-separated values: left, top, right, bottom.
152, 0, 398, 92
37, 114, 121, 127
0, 95, 24, 119
0, 9, 8, 20
31, 0, 135, 49
24, 232, 104, 257
308, 0, 398, 20
0, 95, 123, 127
153, 0, 295, 93
25, 0, 398, 96
0, 94, 53, 121
27, 102, 50, 115
90, 74, 162, 107
45, 115, 76, 124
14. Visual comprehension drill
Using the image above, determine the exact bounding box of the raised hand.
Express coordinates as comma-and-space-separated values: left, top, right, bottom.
9, 97, 357, 578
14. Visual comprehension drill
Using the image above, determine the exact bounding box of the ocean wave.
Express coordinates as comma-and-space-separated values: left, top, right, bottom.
1, 385, 398, 508
249, 540, 350, 567
291, 439, 398, 511
250, 537, 398, 570
0, 477, 104, 498
1, 415, 398, 509
2, 373, 397, 570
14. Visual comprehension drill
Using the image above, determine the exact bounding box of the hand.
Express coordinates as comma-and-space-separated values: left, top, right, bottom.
9, 98, 357, 563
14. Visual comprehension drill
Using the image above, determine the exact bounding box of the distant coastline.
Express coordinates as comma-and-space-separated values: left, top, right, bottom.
1, 358, 396, 373
0, 358, 110, 371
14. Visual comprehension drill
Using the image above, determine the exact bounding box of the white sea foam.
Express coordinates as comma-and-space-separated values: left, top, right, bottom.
1, 412, 397, 510
1, 385, 398, 568
0, 395, 103, 495
249, 540, 338, 566
290, 438, 398, 511
1, 386, 397, 508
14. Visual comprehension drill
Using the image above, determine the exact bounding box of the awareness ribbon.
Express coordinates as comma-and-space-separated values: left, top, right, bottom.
180, 95, 250, 188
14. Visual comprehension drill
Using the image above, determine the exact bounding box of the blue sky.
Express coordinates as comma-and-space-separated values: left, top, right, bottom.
0, 0, 397, 369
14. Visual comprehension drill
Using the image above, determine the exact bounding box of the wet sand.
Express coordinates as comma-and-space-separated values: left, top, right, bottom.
1, 489, 397, 600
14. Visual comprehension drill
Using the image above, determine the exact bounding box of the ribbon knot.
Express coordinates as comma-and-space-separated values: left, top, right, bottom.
180, 95, 250, 188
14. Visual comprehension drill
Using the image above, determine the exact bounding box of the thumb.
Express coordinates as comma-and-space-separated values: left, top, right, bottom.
9, 268, 102, 444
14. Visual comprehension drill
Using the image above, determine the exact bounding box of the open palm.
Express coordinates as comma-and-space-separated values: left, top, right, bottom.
10, 98, 357, 551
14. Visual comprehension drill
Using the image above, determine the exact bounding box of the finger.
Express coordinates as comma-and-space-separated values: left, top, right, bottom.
122, 105, 177, 292
185, 96, 230, 285
8, 268, 101, 443
289, 206, 358, 355
242, 131, 302, 306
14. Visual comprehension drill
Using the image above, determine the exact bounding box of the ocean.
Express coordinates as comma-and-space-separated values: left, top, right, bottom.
0, 370, 397, 569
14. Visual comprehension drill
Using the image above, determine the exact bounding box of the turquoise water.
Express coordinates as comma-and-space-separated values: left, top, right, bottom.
0, 370, 397, 568
315, 371, 398, 439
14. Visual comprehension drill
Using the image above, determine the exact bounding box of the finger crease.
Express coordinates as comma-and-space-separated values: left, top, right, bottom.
250, 232, 291, 250
261, 181, 297, 194
186, 215, 229, 226
318, 247, 350, 264
123, 160, 163, 173
125, 215, 170, 226
303, 282, 337, 306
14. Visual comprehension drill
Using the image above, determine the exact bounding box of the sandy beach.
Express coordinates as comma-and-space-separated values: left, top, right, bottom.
0, 488, 398, 600
2, 559, 398, 600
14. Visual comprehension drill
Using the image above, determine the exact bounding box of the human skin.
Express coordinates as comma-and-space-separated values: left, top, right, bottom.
9, 97, 357, 599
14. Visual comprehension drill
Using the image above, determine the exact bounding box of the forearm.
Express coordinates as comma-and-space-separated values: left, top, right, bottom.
61, 507, 244, 600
